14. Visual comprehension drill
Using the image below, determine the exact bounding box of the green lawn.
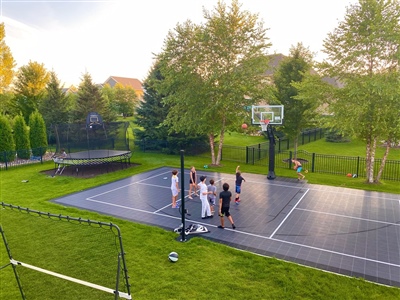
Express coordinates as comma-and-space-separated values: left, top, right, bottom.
1, 149, 400, 299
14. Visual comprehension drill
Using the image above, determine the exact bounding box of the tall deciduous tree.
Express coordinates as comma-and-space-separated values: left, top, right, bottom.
320, 0, 400, 183
157, 0, 271, 165
72, 73, 108, 123
14, 61, 50, 123
273, 43, 320, 156
0, 23, 15, 94
102, 83, 138, 118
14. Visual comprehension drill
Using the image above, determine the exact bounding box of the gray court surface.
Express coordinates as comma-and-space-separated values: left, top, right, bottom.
53, 167, 400, 287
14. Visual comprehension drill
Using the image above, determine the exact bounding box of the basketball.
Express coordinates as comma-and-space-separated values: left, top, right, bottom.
168, 251, 178, 262
241, 123, 248, 129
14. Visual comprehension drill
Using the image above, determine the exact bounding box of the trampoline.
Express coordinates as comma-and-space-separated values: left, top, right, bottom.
53, 150, 132, 175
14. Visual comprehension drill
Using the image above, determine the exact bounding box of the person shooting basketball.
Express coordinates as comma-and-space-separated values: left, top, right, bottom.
292, 159, 305, 180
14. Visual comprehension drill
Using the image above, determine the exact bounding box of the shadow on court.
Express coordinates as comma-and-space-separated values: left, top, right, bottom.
53, 167, 400, 287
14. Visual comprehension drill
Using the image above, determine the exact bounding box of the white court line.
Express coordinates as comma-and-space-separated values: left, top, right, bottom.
88, 170, 172, 198
270, 189, 310, 239
296, 207, 400, 227
84, 197, 400, 269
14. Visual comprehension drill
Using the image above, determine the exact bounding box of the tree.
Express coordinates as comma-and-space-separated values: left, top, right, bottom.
273, 43, 320, 156
0, 115, 15, 162
0, 23, 16, 94
135, 62, 209, 154
40, 71, 71, 126
13, 115, 30, 159
102, 83, 138, 118
13, 61, 50, 123
319, 0, 400, 183
29, 111, 48, 156
72, 73, 109, 123
135, 63, 170, 141
157, 0, 271, 165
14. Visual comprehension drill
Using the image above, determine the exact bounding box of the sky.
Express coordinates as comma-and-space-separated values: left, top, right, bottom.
0, 0, 359, 87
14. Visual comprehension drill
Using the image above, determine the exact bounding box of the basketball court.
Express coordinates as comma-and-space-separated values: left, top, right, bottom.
53, 167, 400, 287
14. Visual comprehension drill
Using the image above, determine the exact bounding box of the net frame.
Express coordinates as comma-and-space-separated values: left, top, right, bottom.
0, 202, 132, 300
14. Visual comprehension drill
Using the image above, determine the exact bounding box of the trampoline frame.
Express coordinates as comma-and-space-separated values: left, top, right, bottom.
53, 150, 132, 175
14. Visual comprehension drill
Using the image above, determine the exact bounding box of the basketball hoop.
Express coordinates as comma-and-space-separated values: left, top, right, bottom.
260, 119, 270, 131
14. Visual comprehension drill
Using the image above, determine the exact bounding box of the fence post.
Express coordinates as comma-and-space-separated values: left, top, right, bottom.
252, 147, 255, 165
356, 156, 360, 176
246, 146, 249, 164
289, 151, 293, 169
312, 153, 315, 172
3, 151, 8, 170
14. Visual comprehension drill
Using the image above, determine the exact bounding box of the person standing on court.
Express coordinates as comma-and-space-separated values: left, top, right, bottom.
218, 183, 236, 229
235, 166, 245, 205
188, 166, 198, 199
171, 170, 180, 208
292, 159, 305, 180
198, 175, 213, 219
207, 179, 217, 216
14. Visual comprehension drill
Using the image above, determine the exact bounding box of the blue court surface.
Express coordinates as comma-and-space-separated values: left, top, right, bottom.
53, 167, 400, 287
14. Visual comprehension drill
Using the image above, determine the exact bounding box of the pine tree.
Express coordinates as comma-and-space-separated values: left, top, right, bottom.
72, 73, 107, 123
40, 71, 71, 127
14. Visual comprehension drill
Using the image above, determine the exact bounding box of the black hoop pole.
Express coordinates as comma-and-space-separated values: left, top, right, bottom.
266, 125, 276, 180
180, 150, 186, 242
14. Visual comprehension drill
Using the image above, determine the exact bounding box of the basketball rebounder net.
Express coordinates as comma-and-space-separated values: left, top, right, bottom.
0, 202, 132, 299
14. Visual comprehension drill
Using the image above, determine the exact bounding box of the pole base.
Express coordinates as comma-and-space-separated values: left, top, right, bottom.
267, 171, 276, 180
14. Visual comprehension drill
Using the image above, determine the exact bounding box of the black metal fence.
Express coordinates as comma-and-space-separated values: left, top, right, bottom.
218, 147, 400, 181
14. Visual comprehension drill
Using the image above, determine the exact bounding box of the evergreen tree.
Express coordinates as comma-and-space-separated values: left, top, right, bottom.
13, 115, 30, 159
135, 63, 208, 154
72, 73, 108, 123
0, 115, 15, 162
40, 71, 71, 127
273, 43, 319, 156
29, 111, 48, 156
135, 63, 169, 141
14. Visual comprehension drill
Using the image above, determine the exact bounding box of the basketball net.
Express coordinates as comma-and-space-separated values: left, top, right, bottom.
260, 119, 270, 131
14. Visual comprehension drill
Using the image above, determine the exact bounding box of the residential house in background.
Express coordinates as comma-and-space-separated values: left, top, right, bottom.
103, 76, 144, 99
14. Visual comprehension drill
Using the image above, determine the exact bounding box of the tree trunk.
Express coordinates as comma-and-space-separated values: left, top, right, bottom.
215, 127, 225, 165
209, 133, 216, 165
365, 136, 372, 183
374, 140, 391, 183
366, 137, 377, 184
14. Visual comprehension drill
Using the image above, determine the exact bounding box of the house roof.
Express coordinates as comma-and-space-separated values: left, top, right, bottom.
105, 76, 143, 91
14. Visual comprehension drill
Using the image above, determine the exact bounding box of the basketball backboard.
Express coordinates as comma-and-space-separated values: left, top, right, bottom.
251, 105, 284, 125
